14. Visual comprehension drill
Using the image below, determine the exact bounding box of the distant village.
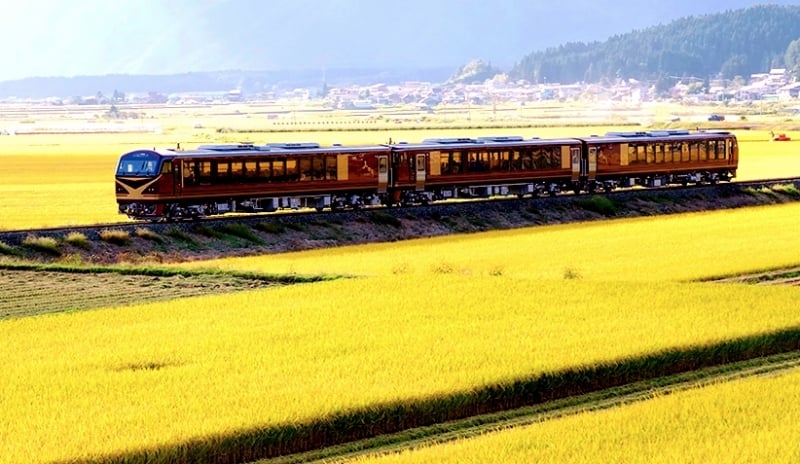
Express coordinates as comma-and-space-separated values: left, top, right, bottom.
133, 68, 800, 109
4, 68, 798, 110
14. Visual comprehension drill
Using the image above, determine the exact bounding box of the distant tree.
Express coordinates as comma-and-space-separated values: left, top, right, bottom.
106, 104, 121, 119
447, 59, 502, 84
112, 89, 125, 103
785, 38, 800, 80
719, 54, 748, 80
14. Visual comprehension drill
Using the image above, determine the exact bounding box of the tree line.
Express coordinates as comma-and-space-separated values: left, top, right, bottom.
510, 5, 800, 86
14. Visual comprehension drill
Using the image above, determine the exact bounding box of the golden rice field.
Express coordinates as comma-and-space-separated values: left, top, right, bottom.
2, 112, 800, 462
182, 202, 800, 282
0, 127, 798, 230
1, 276, 799, 463
349, 368, 800, 464
2, 200, 800, 462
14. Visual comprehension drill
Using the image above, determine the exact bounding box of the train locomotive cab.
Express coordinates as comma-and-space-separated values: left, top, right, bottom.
115, 149, 175, 219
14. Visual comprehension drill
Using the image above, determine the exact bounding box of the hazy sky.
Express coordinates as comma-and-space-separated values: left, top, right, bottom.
0, 0, 796, 81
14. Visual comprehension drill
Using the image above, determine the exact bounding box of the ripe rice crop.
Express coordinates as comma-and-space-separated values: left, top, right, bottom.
347, 367, 800, 464
0, 129, 797, 229
1, 276, 799, 463
184, 202, 800, 282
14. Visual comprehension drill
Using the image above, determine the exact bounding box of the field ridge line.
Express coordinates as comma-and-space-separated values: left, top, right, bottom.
266, 351, 800, 464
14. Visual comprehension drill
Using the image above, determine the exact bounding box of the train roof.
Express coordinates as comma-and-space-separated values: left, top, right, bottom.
389, 136, 581, 150
123, 142, 391, 159
583, 130, 735, 143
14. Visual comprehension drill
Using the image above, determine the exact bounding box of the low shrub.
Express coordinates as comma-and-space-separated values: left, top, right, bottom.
64, 232, 91, 249
135, 227, 165, 243
22, 235, 62, 256
219, 224, 263, 244
0, 240, 20, 256
578, 195, 619, 216
99, 229, 130, 246
254, 222, 285, 234
770, 183, 800, 199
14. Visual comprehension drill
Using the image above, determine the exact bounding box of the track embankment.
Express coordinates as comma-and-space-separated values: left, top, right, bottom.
1, 178, 799, 265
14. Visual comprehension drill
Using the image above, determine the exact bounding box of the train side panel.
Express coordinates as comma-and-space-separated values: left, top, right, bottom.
389, 137, 583, 201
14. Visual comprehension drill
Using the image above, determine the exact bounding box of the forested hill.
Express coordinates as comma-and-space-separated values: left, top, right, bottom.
511, 4, 800, 84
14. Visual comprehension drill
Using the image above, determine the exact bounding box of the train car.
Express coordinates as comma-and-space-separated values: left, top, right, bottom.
115, 130, 739, 221
579, 130, 738, 191
115, 142, 390, 220
387, 136, 584, 203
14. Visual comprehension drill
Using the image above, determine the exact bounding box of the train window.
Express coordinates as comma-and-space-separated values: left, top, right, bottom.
299, 157, 312, 181
628, 145, 640, 164
198, 161, 212, 182
488, 151, 500, 171
521, 149, 534, 170
450, 151, 463, 174
681, 143, 690, 162
713, 141, 724, 160
655, 144, 665, 163
528, 147, 540, 169
498, 150, 510, 170
326, 156, 337, 180
271, 159, 284, 180
698, 142, 708, 161
160, 160, 172, 173
217, 161, 231, 182
231, 161, 245, 179
439, 152, 450, 174
468, 151, 486, 171
670, 143, 681, 163
646, 145, 655, 164
183, 161, 196, 185
255, 160, 269, 179
245, 161, 257, 178
509, 151, 520, 170
311, 156, 325, 179
539, 146, 558, 169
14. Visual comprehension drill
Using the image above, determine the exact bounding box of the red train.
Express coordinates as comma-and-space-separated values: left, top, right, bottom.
115, 130, 738, 220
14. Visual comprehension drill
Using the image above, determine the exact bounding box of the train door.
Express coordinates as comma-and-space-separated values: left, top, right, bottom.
415, 153, 426, 191
173, 160, 183, 195
586, 146, 597, 181
392, 152, 412, 185
377, 155, 389, 193
156, 159, 176, 196
571, 146, 581, 182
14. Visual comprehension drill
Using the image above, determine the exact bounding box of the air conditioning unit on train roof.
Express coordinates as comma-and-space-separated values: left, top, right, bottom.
648, 129, 690, 137
197, 142, 265, 151
266, 142, 321, 149
422, 137, 476, 144
476, 136, 524, 142
605, 131, 648, 137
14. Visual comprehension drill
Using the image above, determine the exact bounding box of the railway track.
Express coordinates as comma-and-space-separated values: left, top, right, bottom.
1, 177, 799, 247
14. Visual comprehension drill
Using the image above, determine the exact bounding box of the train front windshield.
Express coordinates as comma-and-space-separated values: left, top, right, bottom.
116, 151, 161, 176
